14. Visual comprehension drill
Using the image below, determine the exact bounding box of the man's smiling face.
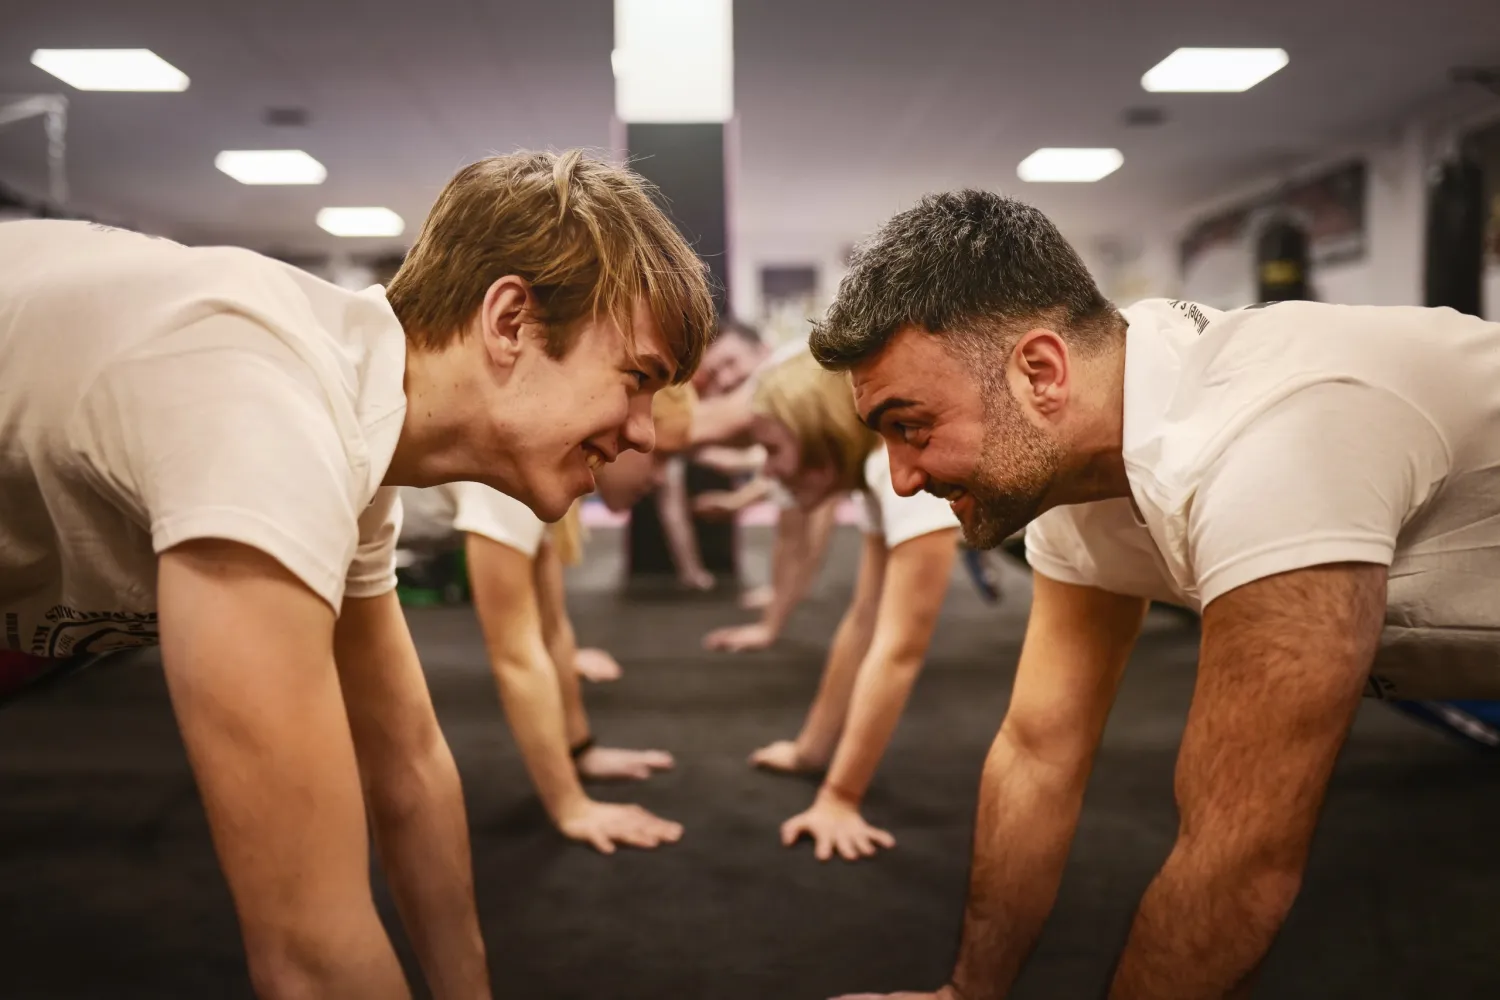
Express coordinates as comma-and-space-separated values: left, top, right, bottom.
848, 325, 1062, 549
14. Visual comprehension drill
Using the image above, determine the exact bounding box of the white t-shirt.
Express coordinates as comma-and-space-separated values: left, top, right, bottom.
0, 220, 408, 658
1026, 297, 1500, 699
857, 445, 960, 549
398, 483, 546, 558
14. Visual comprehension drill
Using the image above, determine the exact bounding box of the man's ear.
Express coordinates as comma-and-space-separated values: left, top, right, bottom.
475, 275, 533, 373
1009, 328, 1071, 418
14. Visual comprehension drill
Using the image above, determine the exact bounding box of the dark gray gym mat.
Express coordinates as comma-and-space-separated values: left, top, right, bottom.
0, 526, 1495, 998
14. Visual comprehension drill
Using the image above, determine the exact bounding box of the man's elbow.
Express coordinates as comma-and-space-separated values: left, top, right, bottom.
364, 728, 462, 829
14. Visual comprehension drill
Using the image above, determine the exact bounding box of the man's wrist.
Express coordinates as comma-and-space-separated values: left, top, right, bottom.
569, 735, 596, 761
817, 780, 861, 808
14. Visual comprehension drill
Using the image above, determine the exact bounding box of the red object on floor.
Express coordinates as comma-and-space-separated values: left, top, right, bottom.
0, 650, 58, 699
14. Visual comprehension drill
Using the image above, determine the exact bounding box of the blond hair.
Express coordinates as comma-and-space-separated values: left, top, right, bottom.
388, 150, 715, 382
651, 382, 698, 454
752, 350, 877, 491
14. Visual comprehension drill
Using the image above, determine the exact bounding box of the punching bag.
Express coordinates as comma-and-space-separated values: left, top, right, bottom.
1255, 217, 1311, 302
1424, 153, 1485, 317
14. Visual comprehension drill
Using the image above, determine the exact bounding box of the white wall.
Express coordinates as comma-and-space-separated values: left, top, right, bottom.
1161, 105, 1498, 314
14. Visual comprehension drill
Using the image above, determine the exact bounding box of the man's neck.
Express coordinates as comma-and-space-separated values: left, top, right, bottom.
1052, 341, 1131, 507
384, 339, 506, 488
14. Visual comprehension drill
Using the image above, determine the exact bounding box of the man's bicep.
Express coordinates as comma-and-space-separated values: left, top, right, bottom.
1001, 572, 1148, 769
157, 539, 372, 937
1178, 564, 1386, 855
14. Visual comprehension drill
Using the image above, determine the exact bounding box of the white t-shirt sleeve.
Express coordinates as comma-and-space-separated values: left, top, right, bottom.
1024, 500, 1185, 604
1189, 381, 1449, 607
447, 482, 547, 558
78, 328, 371, 612
1024, 507, 1099, 586
860, 448, 959, 549
345, 487, 402, 599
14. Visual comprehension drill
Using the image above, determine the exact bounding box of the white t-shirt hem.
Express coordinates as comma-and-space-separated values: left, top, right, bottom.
152, 507, 347, 610
1198, 534, 1395, 608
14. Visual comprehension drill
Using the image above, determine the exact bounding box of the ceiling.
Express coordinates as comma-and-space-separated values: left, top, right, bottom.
1, 0, 1497, 265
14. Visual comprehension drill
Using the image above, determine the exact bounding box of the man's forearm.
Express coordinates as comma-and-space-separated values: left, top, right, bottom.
949, 732, 1091, 1000
795, 609, 877, 763
656, 459, 708, 579
820, 649, 922, 804
491, 654, 589, 822
534, 546, 590, 747
1107, 846, 1300, 999
366, 742, 491, 1000
762, 500, 836, 633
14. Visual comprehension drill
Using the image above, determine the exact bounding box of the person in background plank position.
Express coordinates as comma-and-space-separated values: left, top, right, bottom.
743, 351, 959, 862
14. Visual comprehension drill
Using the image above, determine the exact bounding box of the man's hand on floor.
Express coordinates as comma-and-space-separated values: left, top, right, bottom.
576, 746, 675, 782
555, 799, 683, 855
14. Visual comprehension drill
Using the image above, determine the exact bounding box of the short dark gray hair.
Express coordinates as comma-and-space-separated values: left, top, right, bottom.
810, 190, 1119, 370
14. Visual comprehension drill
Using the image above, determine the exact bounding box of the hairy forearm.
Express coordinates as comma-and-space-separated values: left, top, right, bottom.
949, 733, 1091, 1000
366, 743, 490, 1000
821, 648, 922, 804
491, 652, 588, 822
1108, 844, 1300, 999
795, 609, 877, 762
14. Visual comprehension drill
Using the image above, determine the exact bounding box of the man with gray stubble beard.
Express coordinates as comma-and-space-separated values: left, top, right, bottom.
809, 190, 1500, 1000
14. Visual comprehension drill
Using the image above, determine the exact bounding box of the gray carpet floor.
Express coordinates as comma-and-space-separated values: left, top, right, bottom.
1, 526, 1496, 998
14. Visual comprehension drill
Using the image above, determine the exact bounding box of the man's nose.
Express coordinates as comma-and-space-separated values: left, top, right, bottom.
886, 444, 927, 497
622, 395, 657, 454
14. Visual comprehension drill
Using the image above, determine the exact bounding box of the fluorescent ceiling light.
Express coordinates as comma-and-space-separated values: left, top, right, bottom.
215, 150, 327, 186
30, 49, 189, 92
614, 0, 733, 123
1142, 47, 1288, 93
1017, 148, 1124, 183
317, 207, 405, 238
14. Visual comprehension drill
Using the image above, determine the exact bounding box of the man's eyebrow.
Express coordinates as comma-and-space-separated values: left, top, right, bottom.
862, 397, 917, 431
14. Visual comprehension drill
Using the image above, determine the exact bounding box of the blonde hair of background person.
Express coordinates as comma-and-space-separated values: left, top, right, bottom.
0, 146, 714, 1000
739, 351, 960, 863
696, 353, 847, 654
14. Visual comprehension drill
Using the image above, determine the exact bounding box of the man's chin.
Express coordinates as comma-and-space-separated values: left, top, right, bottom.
957, 506, 1032, 551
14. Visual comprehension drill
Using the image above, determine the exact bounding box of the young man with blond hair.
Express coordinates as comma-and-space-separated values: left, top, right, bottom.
812, 190, 1500, 1000
0, 150, 714, 1000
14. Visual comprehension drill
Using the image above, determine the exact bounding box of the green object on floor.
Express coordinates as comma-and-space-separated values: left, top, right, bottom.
396, 548, 471, 607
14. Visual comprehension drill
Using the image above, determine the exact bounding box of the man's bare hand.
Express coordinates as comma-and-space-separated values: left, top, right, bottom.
704, 622, 776, 652
574, 647, 623, 683
556, 800, 684, 855
749, 739, 826, 775
576, 746, 675, 782
693, 490, 744, 520
781, 789, 895, 862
